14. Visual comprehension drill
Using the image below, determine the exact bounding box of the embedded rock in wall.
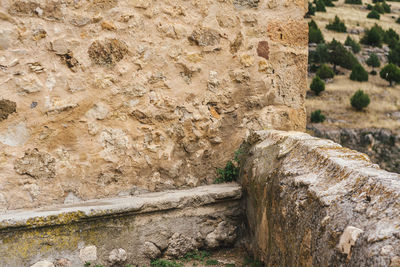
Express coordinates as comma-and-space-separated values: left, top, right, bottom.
0, 0, 307, 209
0, 99, 16, 122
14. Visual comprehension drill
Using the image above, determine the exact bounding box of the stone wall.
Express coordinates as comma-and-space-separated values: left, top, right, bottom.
0, 0, 307, 210
241, 130, 400, 266
0, 184, 243, 266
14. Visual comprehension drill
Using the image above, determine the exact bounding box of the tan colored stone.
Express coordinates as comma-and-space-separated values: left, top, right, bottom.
0, 0, 307, 209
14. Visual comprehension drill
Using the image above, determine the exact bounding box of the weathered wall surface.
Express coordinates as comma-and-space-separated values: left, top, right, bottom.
0, 0, 307, 210
308, 124, 400, 174
0, 184, 243, 267
241, 130, 400, 266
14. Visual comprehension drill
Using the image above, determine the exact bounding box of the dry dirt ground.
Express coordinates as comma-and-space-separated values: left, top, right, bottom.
306, 0, 400, 129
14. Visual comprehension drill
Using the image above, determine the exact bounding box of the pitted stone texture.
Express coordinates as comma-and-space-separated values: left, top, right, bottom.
14, 149, 56, 179
0, 0, 307, 209
79, 245, 97, 263
242, 130, 400, 266
205, 221, 237, 249
189, 28, 221, 47
233, 0, 260, 8
88, 39, 128, 66
143, 242, 161, 259
165, 233, 196, 258
30, 260, 54, 267
108, 248, 127, 264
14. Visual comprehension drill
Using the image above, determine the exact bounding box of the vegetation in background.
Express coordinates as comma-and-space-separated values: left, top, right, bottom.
316, 64, 335, 79
350, 64, 369, 81
366, 53, 381, 70
351, 90, 371, 110
310, 110, 326, 123
384, 28, 399, 48
345, 36, 361, 53
345, 0, 362, 4
309, 44, 329, 64
326, 16, 347, 32
380, 63, 400, 85
367, 9, 381, 19
382, 1, 391, 12
315, 0, 327, 11
305, 1, 316, 17
309, 20, 325, 43
328, 39, 359, 71
361, 24, 384, 46
310, 76, 326, 95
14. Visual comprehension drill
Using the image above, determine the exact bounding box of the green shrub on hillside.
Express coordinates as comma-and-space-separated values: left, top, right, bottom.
372, 3, 385, 13
367, 10, 381, 19
345, 36, 361, 53
316, 64, 335, 79
345, 0, 362, 4
310, 110, 326, 123
328, 39, 359, 70
305, 2, 316, 17
350, 64, 369, 81
309, 44, 330, 63
310, 76, 326, 95
384, 28, 399, 48
382, 1, 391, 12
326, 16, 347, 32
366, 53, 381, 69
309, 20, 325, 43
380, 63, 400, 85
315, 0, 327, 11
388, 44, 400, 65
351, 90, 370, 111
396, 17, 400, 24
361, 24, 384, 47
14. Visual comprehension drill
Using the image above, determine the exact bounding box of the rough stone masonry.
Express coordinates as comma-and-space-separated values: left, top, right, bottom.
0, 0, 308, 210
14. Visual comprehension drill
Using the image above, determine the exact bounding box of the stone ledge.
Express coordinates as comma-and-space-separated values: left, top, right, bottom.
242, 130, 400, 266
0, 183, 242, 230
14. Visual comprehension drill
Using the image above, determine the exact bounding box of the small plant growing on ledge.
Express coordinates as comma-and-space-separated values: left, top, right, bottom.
214, 149, 242, 184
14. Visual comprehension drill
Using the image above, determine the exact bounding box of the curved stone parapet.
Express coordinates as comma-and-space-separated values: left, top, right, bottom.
241, 130, 400, 266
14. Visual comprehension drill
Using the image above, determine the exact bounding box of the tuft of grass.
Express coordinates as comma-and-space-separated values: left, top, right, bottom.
151, 259, 183, 267
181, 250, 211, 263
206, 259, 219, 265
